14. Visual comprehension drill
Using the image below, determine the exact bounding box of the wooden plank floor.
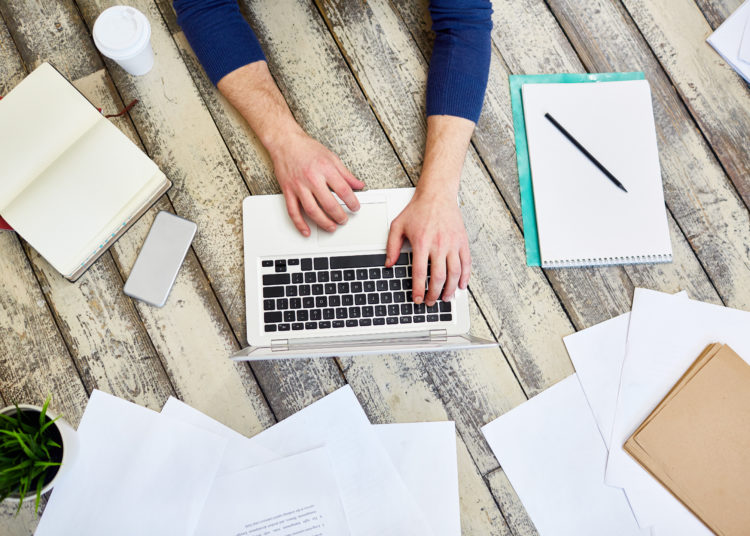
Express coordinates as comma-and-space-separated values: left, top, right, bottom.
1, 0, 748, 533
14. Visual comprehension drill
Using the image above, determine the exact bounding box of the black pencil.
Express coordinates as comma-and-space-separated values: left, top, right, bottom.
544, 113, 628, 193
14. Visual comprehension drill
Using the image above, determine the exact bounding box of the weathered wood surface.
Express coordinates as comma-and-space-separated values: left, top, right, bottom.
1, 0, 749, 535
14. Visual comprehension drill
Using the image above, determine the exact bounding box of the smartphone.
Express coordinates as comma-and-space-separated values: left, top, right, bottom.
123, 211, 197, 307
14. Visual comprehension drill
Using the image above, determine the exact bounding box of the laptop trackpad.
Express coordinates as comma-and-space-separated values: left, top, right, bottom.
317, 202, 388, 249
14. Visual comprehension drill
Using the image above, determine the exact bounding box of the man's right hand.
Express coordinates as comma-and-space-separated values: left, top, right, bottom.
269, 128, 364, 237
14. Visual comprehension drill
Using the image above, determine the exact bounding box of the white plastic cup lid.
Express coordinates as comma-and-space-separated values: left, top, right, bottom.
93, 6, 151, 61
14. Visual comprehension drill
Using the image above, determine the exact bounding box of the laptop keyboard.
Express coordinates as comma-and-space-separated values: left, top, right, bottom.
260, 253, 452, 333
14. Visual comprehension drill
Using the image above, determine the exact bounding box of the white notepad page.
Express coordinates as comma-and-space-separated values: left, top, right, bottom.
707, 0, 750, 84
522, 80, 672, 267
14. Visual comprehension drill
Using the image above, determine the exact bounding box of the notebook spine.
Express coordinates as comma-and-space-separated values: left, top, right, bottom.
542, 253, 673, 268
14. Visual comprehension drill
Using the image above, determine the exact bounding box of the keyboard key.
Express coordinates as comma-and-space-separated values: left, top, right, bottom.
354, 294, 366, 305
292, 323, 303, 331
393, 292, 405, 303
278, 323, 290, 331
262, 260, 273, 267
330, 253, 386, 269
288, 258, 299, 266
399, 316, 412, 324
312, 284, 324, 295
351, 282, 363, 293
342, 295, 354, 306
349, 307, 361, 318
402, 279, 412, 290
382, 268, 394, 278
381, 293, 393, 304
386, 317, 399, 325
346, 319, 358, 327
427, 314, 439, 322
359, 319, 372, 326
314, 257, 329, 270
333, 320, 345, 328
343, 270, 355, 281
336, 308, 348, 319
414, 315, 426, 323
331, 270, 343, 281
401, 303, 413, 315
290, 298, 301, 309
284, 311, 295, 322
310, 309, 322, 320
285, 286, 297, 297
318, 271, 330, 282
263, 299, 275, 311
388, 305, 400, 316
376, 280, 388, 291
373, 318, 385, 325
337, 282, 349, 294
276, 298, 289, 310
414, 303, 426, 314
440, 301, 452, 312
356, 269, 368, 280
264, 325, 277, 332
319, 321, 331, 329
329, 296, 341, 307
375, 305, 387, 316
301, 258, 313, 271
316, 296, 327, 308
263, 273, 290, 286
440, 313, 452, 321
275, 260, 287, 272
305, 322, 317, 330
303, 297, 315, 308
362, 306, 374, 317
369, 268, 381, 279
389, 280, 401, 291
364, 281, 375, 292
427, 304, 439, 313
264, 312, 282, 323
299, 285, 311, 296
292, 273, 303, 284
305, 272, 316, 283
263, 286, 284, 298
395, 266, 407, 278
323, 308, 335, 320
324, 283, 336, 294
297, 310, 309, 321
367, 293, 380, 304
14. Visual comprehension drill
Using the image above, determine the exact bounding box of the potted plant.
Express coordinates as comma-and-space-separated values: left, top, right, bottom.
0, 396, 77, 514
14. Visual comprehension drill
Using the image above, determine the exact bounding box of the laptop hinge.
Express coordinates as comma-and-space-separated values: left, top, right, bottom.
271, 339, 289, 351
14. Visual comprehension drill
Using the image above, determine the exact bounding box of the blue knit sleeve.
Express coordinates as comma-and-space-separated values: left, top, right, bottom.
426, 0, 493, 123
173, 0, 266, 85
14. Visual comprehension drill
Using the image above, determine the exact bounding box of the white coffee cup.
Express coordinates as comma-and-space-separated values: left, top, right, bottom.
93, 6, 154, 76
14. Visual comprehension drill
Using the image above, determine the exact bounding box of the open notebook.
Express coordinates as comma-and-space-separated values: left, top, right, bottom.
0, 63, 170, 281
522, 79, 672, 268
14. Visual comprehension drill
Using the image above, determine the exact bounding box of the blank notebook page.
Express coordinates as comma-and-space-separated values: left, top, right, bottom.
522, 80, 672, 267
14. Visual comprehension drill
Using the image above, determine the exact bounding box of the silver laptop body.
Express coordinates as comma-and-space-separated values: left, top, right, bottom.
232, 188, 496, 360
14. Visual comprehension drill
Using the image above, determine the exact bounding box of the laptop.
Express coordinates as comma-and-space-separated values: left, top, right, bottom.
231, 187, 496, 360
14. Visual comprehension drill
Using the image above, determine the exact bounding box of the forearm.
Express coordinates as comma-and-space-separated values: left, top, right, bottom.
217, 61, 303, 160
416, 115, 476, 201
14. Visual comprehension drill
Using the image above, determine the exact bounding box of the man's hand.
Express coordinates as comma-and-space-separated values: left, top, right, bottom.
385, 191, 470, 305
270, 128, 364, 236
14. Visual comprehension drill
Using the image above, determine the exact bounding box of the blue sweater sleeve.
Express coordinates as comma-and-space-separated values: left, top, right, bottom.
426, 0, 493, 123
173, 0, 265, 85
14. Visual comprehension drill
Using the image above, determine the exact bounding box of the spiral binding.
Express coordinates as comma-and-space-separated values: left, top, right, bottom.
542, 253, 672, 268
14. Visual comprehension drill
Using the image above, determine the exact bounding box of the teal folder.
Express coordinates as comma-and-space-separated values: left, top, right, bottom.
510, 72, 646, 266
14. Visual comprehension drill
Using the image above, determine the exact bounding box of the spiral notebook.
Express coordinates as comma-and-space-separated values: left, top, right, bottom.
522, 79, 672, 268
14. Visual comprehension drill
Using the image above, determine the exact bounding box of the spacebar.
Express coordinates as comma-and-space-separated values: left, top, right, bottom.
330, 253, 408, 268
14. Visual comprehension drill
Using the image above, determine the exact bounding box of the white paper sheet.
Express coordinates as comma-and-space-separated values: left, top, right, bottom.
481, 375, 645, 536
606, 288, 750, 533
707, 0, 750, 83
35, 390, 227, 536
162, 398, 460, 536
374, 422, 460, 536
194, 447, 350, 536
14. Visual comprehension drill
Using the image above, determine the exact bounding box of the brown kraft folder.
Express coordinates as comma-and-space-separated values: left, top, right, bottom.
624, 343, 750, 536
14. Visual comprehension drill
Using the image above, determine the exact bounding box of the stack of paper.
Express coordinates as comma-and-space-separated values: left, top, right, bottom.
36, 386, 461, 536
483, 288, 750, 535
708, 0, 750, 84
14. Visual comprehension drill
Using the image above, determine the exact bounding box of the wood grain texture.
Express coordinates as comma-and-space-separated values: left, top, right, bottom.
693, 0, 744, 30
621, 0, 750, 209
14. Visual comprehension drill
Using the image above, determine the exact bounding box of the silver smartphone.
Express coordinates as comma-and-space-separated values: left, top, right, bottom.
123, 211, 197, 307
